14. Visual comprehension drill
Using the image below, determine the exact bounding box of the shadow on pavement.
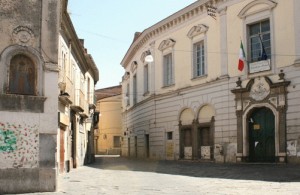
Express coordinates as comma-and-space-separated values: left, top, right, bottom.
87, 156, 300, 182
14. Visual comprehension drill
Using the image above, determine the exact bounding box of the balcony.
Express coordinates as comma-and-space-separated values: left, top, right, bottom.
88, 92, 96, 109
71, 89, 85, 113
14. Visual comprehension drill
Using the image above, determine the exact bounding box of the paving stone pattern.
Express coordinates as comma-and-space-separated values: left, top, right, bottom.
15, 156, 300, 195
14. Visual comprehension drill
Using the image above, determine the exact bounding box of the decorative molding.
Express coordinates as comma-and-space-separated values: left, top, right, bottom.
158, 38, 176, 51
45, 62, 59, 72
121, 1, 218, 67
243, 100, 251, 111
187, 24, 209, 39
238, 0, 277, 19
130, 61, 138, 73
218, 6, 227, 16
250, 77, 270, 101
123, 72, 130, 81
269, 97, 277, 107
12, 26, 35, 46
140, 51, 147, 63
294, 59, 300, 67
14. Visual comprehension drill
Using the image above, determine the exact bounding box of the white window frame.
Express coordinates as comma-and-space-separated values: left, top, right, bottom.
144, 64, 149, 94
239, 3, 276, 76
133, 74, 137, 104
193, 40, 206, 78
163, 53, 174, 87
248, 19, 271, 63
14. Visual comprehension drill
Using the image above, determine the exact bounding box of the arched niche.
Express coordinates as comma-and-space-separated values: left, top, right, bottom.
179, 108, 194, 126
0, 45, 46, 113
198, 104, 215, 123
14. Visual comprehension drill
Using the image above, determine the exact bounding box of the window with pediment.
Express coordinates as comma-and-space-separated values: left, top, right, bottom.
238, 0, 277, 74
187, 24, 208, 79
159, 39, 176, 87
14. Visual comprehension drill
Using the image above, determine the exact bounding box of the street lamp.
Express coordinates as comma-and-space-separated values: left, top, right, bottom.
145, 50, 154, 63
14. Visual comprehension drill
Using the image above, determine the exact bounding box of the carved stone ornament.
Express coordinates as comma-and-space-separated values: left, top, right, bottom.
187, 24, 209, 39
250, 77, 270, 101
12, 26, 34, 46
158, 38, 176, 51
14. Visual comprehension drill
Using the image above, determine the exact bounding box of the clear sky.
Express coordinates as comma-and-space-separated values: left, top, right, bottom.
68, 0, 197, 90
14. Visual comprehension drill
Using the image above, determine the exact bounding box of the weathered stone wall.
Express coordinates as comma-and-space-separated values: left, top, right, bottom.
0, 0, 59, 193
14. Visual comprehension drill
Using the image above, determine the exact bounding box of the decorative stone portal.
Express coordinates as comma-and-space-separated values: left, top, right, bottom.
232, 76, 290, 163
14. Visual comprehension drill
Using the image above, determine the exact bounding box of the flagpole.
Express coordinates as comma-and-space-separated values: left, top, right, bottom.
258, 33, 268, 60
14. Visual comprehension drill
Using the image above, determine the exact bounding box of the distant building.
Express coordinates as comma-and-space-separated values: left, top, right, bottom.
121, 0, 300, 163
95, 86, 122, 155
0, 0, 99, 193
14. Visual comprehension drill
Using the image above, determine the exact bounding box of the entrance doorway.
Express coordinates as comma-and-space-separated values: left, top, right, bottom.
248, 107, 275, 162
182, 128, 192, 159
59, 128, 65, 173
134, 136, 137, 158
198, 126, 211, 159
145, 134, 150, 158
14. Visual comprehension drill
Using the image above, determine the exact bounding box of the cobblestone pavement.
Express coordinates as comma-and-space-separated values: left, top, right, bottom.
17, 156, 300, 195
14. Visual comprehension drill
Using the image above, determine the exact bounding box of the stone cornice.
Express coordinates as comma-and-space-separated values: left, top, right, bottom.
61, 0, 99, 81
121, 0, 224, 68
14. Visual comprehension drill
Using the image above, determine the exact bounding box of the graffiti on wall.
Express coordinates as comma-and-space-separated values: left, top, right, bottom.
0, 122, 38, 168
0, 129, 17, 152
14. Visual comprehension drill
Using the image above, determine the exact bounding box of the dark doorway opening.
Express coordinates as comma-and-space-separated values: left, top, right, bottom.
248, 107, 275, 162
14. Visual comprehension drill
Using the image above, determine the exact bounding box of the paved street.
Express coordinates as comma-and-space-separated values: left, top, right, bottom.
18, 156, 300, 195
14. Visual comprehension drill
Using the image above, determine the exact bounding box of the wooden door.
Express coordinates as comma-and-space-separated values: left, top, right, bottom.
59, 128, 65, 173
249, 107, 275, 162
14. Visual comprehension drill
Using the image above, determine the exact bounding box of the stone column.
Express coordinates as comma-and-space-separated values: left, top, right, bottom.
236, 110, 243, 157
178, 121, 184, 159
192, 119, 199, 160
219, 7, 228, 77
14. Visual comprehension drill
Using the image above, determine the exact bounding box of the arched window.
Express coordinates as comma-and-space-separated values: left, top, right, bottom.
9, 54, 36, 95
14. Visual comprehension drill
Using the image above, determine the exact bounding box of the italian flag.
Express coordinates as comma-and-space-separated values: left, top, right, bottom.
238, 41, 246, 71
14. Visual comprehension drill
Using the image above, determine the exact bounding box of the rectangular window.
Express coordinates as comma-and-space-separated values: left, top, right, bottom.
248, 20, 271, 63
113, 136, 121, 148
126, 83, 130, 106
133, 75, 137, 104
144, 64, 149, 94
193, 41, 205, 77
167, 132, 173, 140
163, 53, 173, 86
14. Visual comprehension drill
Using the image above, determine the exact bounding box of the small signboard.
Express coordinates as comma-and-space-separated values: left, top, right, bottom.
253, 124, 260, 130
249, 59, 271, 73
166, 142, 174, 159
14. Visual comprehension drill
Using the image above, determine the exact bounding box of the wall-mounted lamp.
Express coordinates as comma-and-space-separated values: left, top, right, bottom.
145, 50, 154, 63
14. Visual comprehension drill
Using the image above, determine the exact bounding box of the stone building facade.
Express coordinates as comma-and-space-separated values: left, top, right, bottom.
94, 86, 122, 155
0, 0, 99, 193
0, 0, 59, 193
121, 0, 300, 163
57, 0, 99, 174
